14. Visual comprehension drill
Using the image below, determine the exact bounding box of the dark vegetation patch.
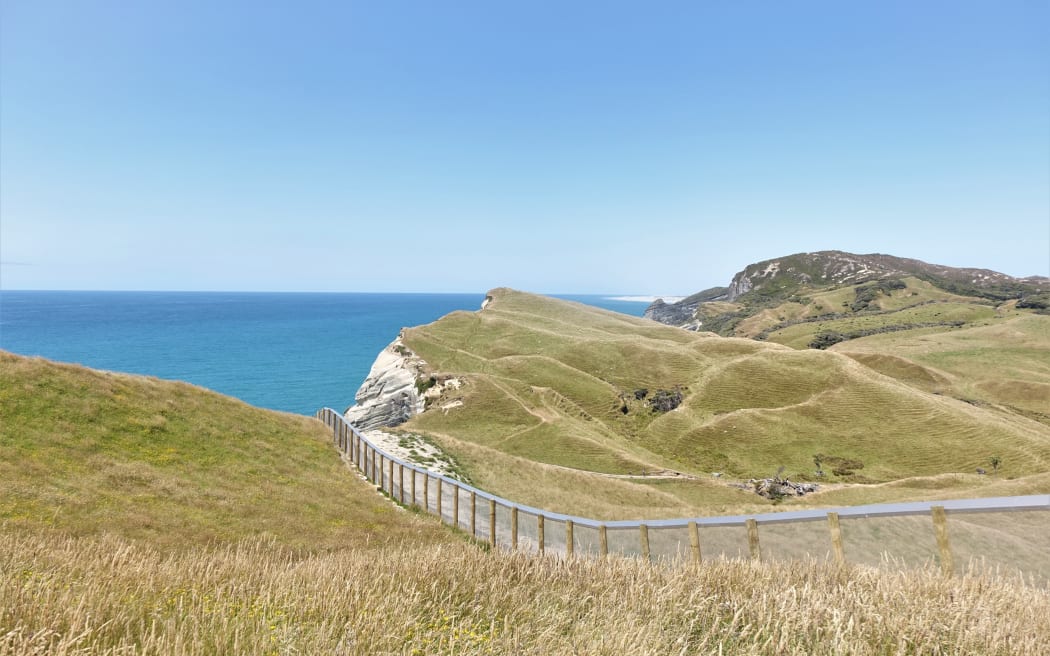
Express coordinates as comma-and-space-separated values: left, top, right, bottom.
1017, 293, 1050, 312
850, 279, 907, 312
808, 321, 966, 349
915, 274, 1044, 302
414, 375, 437, 395
648, 388, 683, 413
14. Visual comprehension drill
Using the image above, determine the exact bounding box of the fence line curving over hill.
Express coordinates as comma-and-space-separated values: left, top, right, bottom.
316, 408, 1050, 583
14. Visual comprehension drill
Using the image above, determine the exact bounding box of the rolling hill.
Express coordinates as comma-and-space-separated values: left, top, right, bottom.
357, 288, 1050, 519
645, 251, 1050, 429
3, 343, 1048, 654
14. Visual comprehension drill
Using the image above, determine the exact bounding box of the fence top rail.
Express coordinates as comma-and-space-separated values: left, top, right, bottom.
317, 408, 1050, 529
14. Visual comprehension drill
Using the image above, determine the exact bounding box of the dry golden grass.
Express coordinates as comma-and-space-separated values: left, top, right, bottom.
3, 528, 1048, 655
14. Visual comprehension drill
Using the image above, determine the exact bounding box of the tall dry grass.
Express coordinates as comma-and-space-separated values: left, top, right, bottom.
3, 528, 1048, 655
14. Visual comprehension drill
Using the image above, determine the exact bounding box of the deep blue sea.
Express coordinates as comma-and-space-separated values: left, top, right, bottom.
0, 291, 649, 415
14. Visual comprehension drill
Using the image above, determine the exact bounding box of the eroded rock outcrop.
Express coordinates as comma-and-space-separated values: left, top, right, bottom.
344, 337, 427, 430
345, 336, 466, 431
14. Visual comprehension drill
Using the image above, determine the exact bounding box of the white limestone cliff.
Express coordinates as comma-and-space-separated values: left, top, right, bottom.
344, 336, 427, 431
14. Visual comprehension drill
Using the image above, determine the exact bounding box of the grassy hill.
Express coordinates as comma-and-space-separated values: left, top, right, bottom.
644, 251, 1050, 453
393, 289, 1050, 519
0, 350, 449, 549
3, 353, 1048, 654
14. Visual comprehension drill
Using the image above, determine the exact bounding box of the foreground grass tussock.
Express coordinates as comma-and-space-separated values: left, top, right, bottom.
3, 529, 1048, 655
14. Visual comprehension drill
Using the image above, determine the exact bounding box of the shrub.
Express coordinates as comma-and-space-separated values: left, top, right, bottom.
415, 376, 437, 395
648, 388, 683, 413
809, 331, 847, 349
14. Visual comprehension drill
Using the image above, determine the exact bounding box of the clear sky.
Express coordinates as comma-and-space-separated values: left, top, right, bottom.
2, 1, 1048, 294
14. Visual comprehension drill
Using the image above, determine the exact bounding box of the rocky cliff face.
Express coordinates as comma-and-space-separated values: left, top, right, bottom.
643, 286, 728, 329
645, 298, 698, 327
344, 336, 427, 430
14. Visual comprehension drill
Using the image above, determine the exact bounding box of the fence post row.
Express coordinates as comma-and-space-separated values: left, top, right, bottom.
320, 410, 1043, 570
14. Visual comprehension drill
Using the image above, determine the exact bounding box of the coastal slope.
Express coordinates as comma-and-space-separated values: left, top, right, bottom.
0, 350, 449, 548
346, 288, 1050, 519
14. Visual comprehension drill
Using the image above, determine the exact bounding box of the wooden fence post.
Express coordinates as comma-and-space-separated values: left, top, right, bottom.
399, 464, 405, 505
372, 448, 378, 484
538, 515, 545, 553
470, 491, 477, 538
566, 519, 574, 557
436, 478, 443, 521
423, 474, 429, 513
511, 507, 519, 550
452, 482, 460, 529
388, 458, 394, 495
489, 499, 497, 546
410, 468, 416, 506
746, 519, 761, 561
599, 524, 608, 558
639, 524, 651, 561
688, 521, 702, 564
827, 512, 845, 565
931, 506, 954, 577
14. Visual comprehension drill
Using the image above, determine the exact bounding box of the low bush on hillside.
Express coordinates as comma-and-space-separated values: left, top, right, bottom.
850, 279, 908, 312
809, 331, 848, 349
809, 321, 967, 348
1017, 293, 1050, 311
648, 388, 683, 413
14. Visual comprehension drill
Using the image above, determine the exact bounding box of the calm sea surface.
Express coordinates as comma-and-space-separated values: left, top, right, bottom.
0, 291, 649, 414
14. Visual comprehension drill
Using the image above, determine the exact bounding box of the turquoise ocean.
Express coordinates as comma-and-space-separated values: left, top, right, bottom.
0, 291, 649, 415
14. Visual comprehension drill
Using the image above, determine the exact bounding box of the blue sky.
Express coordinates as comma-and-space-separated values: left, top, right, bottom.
2, 0, 1047, 293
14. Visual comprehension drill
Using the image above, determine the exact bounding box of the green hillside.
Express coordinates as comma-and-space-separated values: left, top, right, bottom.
3, 340, 1048, 655
394, 289, 1050, 519
0, 351, 450, 549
